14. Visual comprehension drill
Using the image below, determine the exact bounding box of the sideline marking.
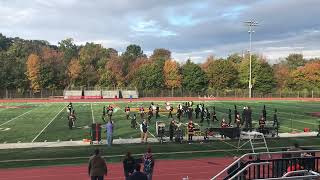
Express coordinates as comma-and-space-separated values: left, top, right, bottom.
31, 106, 65, 143
0, 109, 35, 127
91, 103, 95, 123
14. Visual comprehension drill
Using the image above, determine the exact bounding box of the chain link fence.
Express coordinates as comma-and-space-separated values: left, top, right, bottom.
0, 88, 320, 99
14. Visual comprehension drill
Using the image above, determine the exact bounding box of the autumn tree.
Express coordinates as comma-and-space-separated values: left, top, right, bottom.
206, 59, 239, 90
131, 62, 164, 90
273, 64, 291, 90
26, 54, 41, 92
150, 48, 171, 61
290, 61, 320, 90
163, 60, 181, 95
67, 58, 81, 86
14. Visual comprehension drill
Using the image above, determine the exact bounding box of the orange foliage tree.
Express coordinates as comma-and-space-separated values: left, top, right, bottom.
67, 58, 81, 85
163, 60, 181, 95
26, 54, 41, 92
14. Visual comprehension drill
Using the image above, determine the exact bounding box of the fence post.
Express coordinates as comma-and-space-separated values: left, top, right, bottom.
312, 90, 314, 98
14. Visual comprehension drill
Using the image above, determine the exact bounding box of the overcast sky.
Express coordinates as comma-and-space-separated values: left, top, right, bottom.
1, 0, 320, 63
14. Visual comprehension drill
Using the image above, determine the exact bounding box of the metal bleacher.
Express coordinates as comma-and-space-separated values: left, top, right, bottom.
63, 90, 82, 99
212, 150, 320, 180
121, 90, 138, 99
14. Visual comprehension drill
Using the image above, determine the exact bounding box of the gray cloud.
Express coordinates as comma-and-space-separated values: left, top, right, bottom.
0, 0, 319, 62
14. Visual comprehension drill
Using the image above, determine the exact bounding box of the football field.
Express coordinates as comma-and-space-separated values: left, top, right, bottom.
0, 100, 319, 143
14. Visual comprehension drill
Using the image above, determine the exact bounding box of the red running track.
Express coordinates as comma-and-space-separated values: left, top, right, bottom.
0, 158, 233, 180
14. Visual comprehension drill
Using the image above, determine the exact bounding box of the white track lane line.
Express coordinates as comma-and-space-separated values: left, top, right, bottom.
31, 106, 65, 143
0, 108, 35, 127
91, 103, 95, 123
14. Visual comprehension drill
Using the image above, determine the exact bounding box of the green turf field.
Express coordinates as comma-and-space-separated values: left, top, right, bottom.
0, 100, 319, 143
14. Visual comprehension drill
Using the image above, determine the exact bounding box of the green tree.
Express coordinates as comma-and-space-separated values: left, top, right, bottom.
254, 61, 276, 94
285, 54, 306, 70
227, 53, 243, 64
131, 63, 164, 90
58, 38, 78, 65
181, 59, 208, 92
238, 54, 261, 88
122, 44, 144, 75
206, 59, 239, 90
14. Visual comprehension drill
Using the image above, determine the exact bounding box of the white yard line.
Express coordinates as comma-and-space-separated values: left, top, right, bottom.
0, 109, 35, 127
91, 103, 95, 123
31, 106, 65, 143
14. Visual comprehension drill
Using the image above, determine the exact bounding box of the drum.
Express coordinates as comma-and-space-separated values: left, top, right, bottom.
166, 105, 171, 111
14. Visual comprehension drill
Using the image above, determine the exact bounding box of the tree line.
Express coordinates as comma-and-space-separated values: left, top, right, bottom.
1, 33, 320, 95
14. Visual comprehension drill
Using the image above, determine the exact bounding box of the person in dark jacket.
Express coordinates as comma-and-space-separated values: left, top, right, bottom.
155, 105, 160, 119
212, 106, 218, 122
123, 152, 136, 180
169, 120, 177, 141
195, 105, 200, 119
88, 149, 107, 180
228, 108, 232, 125
129, 163, 148, 180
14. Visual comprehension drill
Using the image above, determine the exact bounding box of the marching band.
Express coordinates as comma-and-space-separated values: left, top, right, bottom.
66, 101, 278, 143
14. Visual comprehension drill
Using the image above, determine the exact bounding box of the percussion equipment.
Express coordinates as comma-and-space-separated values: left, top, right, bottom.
166, 105, 171, 111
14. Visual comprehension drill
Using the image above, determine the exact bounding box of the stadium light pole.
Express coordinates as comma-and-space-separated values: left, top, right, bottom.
244, 20, 258, 98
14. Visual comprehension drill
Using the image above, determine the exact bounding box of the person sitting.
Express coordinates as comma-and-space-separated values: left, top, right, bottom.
235, 113, 241, 128
259, 116, 266, 129
129, 164, 147, 180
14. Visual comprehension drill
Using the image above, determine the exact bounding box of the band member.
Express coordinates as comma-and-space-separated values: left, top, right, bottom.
125, 106, 130, 120
168, 106, 173, 118
102, 106, 106, 122
245, 106, 253, 131
187, 120, 195, 142
234, 105, 238, 123
242, 106, 247, 126
205, 108, 210, 125
68, 110, 76, 129
200, 108, 205, 123
220, 119, 228, 139
176, 108, 182, 122
139, 106, 145, 119
187, 107, 193, 120
107, 105, 113, 121
195, 105, 200, 119
228, 108, 232, 125
130, 114, 137, 129
147, 109, 153, 123
273, 109, 279, 136
259, 115, 266, 129
169, 120, 177, 141
67, 102, 73, 114
235, 113, 241, 128
140, 119, 148, 143
188, 101, 193, 107
155, 104, 160, 119
212, 106, 218, 122
262, 105, 267, 120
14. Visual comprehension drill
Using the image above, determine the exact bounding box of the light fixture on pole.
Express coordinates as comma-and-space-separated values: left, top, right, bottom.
244, 20, 258, 98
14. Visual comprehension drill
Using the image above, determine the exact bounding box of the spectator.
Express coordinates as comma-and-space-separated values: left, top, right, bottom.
129, 164, 148, 180
105, 120, 113, 146
88, 149, 107, 180
143, 147, 155, 180
123, 152, 136, 180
